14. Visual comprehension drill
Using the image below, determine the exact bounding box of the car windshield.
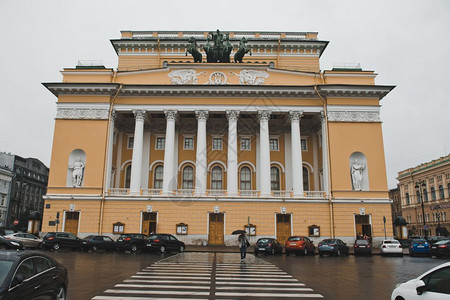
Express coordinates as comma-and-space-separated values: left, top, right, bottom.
435, 240, 450, 245
257, 239, 270, 243
384, 240, 399, 244
413, 240, 427, 244
83, 235, 94, 240
0, 261, 14, 286
321, 239, 335, 244
356, 240, 369, 245
147, 235, 160, 240
288, 237, 301, 241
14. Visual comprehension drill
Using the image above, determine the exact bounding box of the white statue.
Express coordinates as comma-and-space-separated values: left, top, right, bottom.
230, 70, 269, 85
351, 159, 365, 191
168, 69, 206, 84
70, 157, 85, 187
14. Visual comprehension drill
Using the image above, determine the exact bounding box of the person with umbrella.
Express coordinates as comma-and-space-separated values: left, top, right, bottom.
233, 229, 250, 261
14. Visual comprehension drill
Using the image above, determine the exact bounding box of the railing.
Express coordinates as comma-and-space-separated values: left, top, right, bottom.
173, 189, 195, 196
238, 190, 260, 197
271, 191, 292, 197
108, 188, 129, 196
142, 189, 162, 196
206, 190, 227, 196
304, 191, 326, 198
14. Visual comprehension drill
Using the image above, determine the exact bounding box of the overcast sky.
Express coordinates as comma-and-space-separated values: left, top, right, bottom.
1, 0, 449, 188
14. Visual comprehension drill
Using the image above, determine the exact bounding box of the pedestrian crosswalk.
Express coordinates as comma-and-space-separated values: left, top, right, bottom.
92, 252, 323, 299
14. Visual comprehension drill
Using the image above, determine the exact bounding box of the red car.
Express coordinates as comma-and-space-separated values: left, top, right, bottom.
285, 236, 315, 256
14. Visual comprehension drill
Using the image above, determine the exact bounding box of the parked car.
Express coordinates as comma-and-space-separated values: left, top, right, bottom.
0, 228, 14, 236
409, 239, 430, 257
0, 250, 68, 300
41, 232, 82, 251
3, 233, 42, 249
254, 238, 283, 255
116, 233, 148, 253
318, 239, 349, 257
285, 236, 315, 256
380, 239, 403, 257
353, 239, 373, 256
81, 235, 116, 252
0, 236, 24, 250
146, 234, 185, 253
427, 236, 449, 245
391, 262, 450, 300
430, 240, 450, 258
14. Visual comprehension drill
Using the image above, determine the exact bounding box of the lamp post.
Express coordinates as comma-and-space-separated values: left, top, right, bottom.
415, 180, 427, 238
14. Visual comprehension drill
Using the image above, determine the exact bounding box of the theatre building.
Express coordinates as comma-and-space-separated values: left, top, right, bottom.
42, 30, 394, 245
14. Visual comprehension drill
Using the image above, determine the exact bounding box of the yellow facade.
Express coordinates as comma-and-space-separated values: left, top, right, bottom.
43, 30, 394, 246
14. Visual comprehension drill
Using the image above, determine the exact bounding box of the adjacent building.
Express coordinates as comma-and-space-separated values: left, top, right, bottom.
42, 30, 395, 245
397, 154, 450, 237
0, 152, 14, 227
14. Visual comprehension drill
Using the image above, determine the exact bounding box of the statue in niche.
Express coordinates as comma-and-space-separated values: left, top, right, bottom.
234, 37, 252, 63
70, 157, 85, 187
186, 37, 202, 63
351, 159, 365, 191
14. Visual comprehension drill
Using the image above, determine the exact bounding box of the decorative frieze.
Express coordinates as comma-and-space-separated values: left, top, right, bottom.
327, 111, 381, 123
168, 69, 206, 84
230, 70, 270, 85
56, 108, 109, 120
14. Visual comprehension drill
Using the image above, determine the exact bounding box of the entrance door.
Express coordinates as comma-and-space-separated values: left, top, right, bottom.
64, 212, 79, 236
276, 214, 291, 245
208, 213, 224, 245
142, 212, 157, 235
355, 215, 372, 239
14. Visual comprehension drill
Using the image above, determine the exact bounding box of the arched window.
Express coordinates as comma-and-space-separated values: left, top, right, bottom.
406, 193, 410, 205
439, 185, 444, 199
240, 167, 251, 191
431, 187, 436, 201
270, 167, 280, 191
211, 166, 223, 190
303, 166, 309, 191
416, 191, 421, 203
125, 165, 131, 188
182, 166, 194, 189
153, 165, 164, 189
423, 189, 428, 202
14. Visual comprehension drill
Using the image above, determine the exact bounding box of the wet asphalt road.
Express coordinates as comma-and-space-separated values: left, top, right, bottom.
42, 249, 449, 300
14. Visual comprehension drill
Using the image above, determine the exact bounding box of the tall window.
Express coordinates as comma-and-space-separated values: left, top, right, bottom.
241, 138, 251, 150
439, 185, 444, 199
269, 138, 279, 151
182, 166, 194, 189
156, 137, 165, 150
270, 167, 280, 190
212, 138, 222, 150
125, 165, 131, 188
211, 166, 223, 190
240, 167, 251, 191
153, 165, 164, 189
127, 137, 134, 149
184, 137, 194, 150
406, 193, 410, 205
431, 187, 436, 201
303, 166, 309, 191
423, 189, 428, 202
416, 191, 421, 203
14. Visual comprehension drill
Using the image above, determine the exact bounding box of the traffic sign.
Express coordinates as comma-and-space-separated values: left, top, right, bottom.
424, 225, 428, 230
13, 219, 19, 225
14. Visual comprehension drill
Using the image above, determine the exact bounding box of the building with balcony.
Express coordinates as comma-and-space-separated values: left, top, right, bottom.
42, 30, 394, 245
397, 154, 450, 237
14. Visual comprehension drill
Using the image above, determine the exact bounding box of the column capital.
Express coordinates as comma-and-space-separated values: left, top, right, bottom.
133, 109, 147, 121
164, 110, 178, 121
226, 110, 240, 121
111, 110, 117, 121
257, 110, 271, 122
195, 110, 209, 121
289, 110, 304, 122
320, 110, 327, 122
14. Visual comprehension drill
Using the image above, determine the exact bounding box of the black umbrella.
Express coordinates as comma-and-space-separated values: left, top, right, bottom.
232, 230, 246, 235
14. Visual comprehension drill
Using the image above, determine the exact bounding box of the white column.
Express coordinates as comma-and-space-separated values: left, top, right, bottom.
105, 111, 116, 191
258, 110, 271, 197
141, 130, 151, 189
226, 110, 239, 196
312, 134, 320, 191
195, 110, 209, 196
130, 110, 146, 195
284, 132, 293, 192
162, 110, 177, 195
115, 132, 123, 188
320, 111, 329, 194
290, 110, 304, 197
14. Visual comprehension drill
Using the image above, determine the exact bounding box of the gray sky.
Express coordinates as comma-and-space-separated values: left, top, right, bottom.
1, 0, 449, 188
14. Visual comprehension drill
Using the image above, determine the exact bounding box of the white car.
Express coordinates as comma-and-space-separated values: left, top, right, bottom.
380, 239, 403, 256
391, 262, 450, 300
4, 232, 42, 248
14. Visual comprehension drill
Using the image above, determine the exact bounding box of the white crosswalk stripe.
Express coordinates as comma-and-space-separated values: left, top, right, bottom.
92, 252, 323, 299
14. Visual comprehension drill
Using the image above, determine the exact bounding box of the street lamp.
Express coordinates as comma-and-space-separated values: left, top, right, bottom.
415, 180, 427, 238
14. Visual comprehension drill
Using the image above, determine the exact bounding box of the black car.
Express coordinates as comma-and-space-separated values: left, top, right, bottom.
81, 235, 116, 252
41, 232, 82, 251
353, 239, 372, 256
318, 239, 349, 257
0, 236, 24, 250
116, 233, 148, 253
146, 234, 185, 253
0, 251, 68, 300
254, 238, 282, 255
430, 239, 450, 258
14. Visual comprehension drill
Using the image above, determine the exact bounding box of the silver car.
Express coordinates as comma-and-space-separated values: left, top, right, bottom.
4, 233, 42, 248
380, 239, 403, 256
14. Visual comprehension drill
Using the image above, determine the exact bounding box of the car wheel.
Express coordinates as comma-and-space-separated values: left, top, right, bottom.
304, 248, 308, 256
271, 248, 275, 255
337, 249, 341, 256
56, 285, 66, 300
395, 297, 405, 300
130, 244, 137, 253
53, 243, 61, 251
160, 245, 165, 253
179, 245, 185, 253
92, 245, 98, 252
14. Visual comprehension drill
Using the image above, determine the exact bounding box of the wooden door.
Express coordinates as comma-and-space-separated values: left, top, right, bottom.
65, 212, 79, 236
355, 215, 372, 239
142, 212, 157, 235
276, 214, 291, 245
208, 213, 224, 245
